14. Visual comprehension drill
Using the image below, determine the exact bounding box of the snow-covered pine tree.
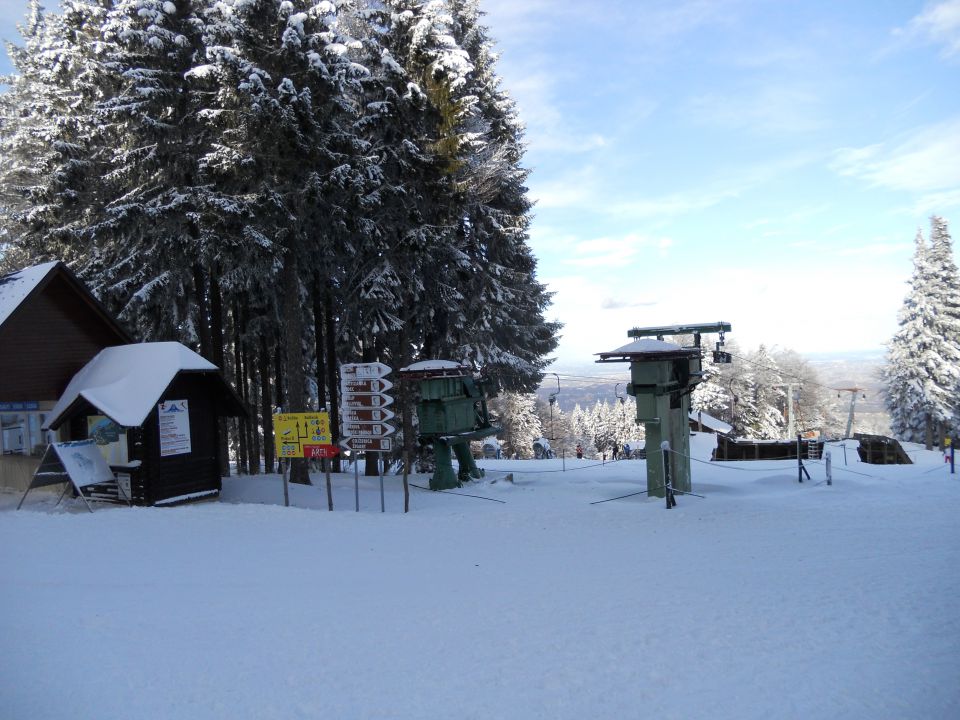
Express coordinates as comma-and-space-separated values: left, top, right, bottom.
200, 0, 367, 480
444, 0, 560, 392
691, 343, 730, 419
884, 229, 933, 443
0, 0, 110, 271
924, 216, 960, 441
71, 0, 220, 344
490, 391, 541, 458
884, 219, 960, 447
745, 345, 786, 439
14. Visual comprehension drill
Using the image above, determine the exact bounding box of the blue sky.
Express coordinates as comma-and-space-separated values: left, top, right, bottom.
2, 1, 959, 369
480, 0, 960, 368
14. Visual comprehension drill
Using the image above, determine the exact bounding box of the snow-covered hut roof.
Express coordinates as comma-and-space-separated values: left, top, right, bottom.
596, 338, 701, 363
46, 342, 229, 429
398, 359, 471, 379
689, 410, 733, 435
0, 261, 60, 328
400, 359, 468, 372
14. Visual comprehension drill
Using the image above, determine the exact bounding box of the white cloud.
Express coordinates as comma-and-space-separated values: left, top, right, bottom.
561, 232, 676, 269
897, 0, 960, 58
831, 118, 960, 192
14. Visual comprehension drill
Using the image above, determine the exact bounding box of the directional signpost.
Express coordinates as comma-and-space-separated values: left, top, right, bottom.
339, 363, 396, 512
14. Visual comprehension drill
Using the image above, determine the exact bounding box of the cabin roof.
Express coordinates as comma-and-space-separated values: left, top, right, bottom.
46, 342, 226, 429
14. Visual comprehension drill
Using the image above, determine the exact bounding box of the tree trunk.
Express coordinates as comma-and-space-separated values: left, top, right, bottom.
233, 301, 249, 474
925, 413, 934, 451
209, 265, 230, 477
192, 264, 212, 360
281, 249, 310, 485
313, 273, 327, 410
324, 284, 341, 473
245, 341, 261, 473
260, 334, 275, 475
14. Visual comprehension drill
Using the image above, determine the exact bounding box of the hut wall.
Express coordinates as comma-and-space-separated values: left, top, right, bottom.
140, 374, 221, 505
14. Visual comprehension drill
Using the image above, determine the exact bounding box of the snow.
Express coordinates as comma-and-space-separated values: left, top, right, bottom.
400, 359, 468, 372
689, 409, 733, 434
0, 260, 58, 328
601, 337, 686, 355
45, 342, 218, 429
1, 434, 958, 719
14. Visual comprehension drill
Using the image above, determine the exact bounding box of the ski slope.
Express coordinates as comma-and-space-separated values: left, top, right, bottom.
2, 434, 958, 719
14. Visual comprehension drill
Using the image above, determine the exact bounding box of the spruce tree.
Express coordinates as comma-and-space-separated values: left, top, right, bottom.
884, 219, 960, 446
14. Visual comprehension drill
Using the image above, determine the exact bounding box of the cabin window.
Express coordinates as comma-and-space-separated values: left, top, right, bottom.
1, 411, 56, 457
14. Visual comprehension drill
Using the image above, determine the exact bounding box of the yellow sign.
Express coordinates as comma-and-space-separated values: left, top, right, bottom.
273, 412, 332, 458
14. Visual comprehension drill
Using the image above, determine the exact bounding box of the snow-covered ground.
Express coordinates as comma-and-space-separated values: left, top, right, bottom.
2, 434, 958, 719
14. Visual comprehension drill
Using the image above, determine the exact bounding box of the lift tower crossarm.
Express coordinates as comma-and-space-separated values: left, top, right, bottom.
627, 322, 732, 342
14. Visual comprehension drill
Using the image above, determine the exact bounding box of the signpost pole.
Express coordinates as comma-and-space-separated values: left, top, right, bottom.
379, 453, 385, 512
354, 454, 360, 512
325, 462, 334, 511
283, 459, 290, 507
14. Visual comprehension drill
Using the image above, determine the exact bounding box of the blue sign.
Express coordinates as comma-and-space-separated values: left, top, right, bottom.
0, 401, 40, 412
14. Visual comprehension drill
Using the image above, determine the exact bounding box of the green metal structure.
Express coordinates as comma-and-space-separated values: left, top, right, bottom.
597, 322, 732, 497
398, 360, 499, 490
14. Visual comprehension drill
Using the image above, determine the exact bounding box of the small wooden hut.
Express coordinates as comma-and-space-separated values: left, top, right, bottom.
45, 342, 244, 505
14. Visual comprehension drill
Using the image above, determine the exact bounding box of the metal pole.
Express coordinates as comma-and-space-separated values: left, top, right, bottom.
797, 433, 803, 483
826, 450, 832, 486
952, 444, 955, 475
562, 449, 565, 472
283, 459, 290, 507
354, 454, 360, 512
379, 453, 385, 513
325, 459, 333, 511
662, 441, 675, 509
842, 443, 848, 465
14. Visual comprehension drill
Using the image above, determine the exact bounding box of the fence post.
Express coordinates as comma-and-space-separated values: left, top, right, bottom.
826, 450, 832, 486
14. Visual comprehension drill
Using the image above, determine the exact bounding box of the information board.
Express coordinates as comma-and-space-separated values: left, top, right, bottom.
273, 412, 338, 459
158, 400, 191, 457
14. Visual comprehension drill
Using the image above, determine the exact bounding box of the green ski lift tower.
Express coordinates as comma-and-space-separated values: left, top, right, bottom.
597, 322, 732, 498
398, 360, 499, 490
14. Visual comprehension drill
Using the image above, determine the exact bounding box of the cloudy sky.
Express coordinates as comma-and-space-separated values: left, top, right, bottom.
2, 1, 959, 369
479, 0, 960, 367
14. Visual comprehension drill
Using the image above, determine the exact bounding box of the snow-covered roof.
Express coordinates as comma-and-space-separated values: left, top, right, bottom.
606, 338, 683, 354
400, 359, 468, 372
46, 342, 220, 429
689, 410, 733, 434
0, 261, 59, 328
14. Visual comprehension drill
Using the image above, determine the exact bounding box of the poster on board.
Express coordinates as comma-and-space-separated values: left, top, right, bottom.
158, 400, 191, 457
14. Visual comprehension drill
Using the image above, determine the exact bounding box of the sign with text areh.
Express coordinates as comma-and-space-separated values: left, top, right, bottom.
159, 400, 191, 457
273, 412, 338, 459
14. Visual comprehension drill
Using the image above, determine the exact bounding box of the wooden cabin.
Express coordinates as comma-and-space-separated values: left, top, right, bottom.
44, 342, 245, 506
0, 261, 132, 491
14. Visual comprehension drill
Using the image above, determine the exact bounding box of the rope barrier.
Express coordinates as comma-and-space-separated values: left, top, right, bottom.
409, 483, 506, 503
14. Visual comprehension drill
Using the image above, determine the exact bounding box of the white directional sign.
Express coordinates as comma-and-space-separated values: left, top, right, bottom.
339, 363, 395, 452
340, 362, 391, 380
